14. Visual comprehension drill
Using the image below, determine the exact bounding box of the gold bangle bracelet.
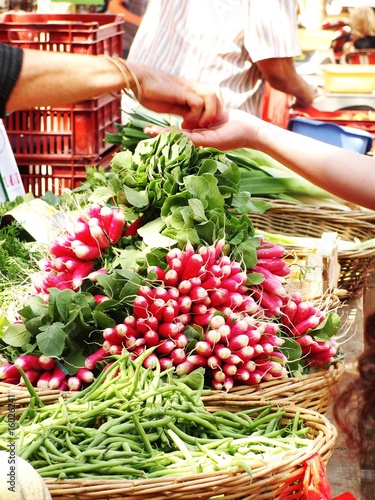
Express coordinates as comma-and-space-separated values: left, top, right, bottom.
101, 54, 131, 94
114, 57, 142, 102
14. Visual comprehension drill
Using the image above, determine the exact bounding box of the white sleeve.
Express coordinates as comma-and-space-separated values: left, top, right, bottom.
244, 0, 302, 62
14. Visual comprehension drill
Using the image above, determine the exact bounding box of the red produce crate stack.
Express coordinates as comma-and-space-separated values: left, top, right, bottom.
0, 13, 124, 196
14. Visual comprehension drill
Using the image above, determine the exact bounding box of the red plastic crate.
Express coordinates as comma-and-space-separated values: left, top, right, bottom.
0, 13, 124, 55
18, 146, 119, 197
3, 93, 122, 161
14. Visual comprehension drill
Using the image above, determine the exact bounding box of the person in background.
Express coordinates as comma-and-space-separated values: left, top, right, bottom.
145, 108, 375, 212
128, 0, 316, 119
343, 6, 375, 54
0, 43, 222, 128
106, 0, 147, 58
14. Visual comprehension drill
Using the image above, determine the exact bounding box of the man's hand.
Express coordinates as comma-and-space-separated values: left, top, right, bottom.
131, 64, 223, 129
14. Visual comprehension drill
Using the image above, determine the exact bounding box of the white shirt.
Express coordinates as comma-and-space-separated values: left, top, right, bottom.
128, 0, 302, 116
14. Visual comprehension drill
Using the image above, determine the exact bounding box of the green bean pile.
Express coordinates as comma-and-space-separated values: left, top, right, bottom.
0, 351, 313, 480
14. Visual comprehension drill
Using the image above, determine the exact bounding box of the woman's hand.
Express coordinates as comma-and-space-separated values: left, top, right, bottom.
144, 109, 263, 150
132, 63, 223, 129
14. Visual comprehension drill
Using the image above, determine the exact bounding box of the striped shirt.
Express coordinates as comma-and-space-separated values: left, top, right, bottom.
128, 0, 302, 116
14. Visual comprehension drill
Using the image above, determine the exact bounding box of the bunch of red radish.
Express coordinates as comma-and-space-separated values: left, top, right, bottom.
84, 239, 338, 390
30, 204, 128, 295
0, 353, 94, 391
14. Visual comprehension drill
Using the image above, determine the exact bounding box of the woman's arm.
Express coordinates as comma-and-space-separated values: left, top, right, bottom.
145, 109, 375, 210
5, 47, 222, 128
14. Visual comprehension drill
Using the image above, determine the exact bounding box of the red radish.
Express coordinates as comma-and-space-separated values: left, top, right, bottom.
108, 209, 126, 244
193, 311, 214, 327
14, 355, 42, 372
195, 340, 213, 357
150, 299, 166, 323
88, 268, 108, 282
175, 360, 196, 375
116, 323, 139, 338
49, 235, 75, 258
256, 257, 288, 273
209, 315, 226, 330
36, 371, 53, 389
252, 265, 287, 297
85, 347, 107, 370
156, 339, 176, 355
207, 355, 221, 370
236, 345, 255, 361
38, 355, 56, 371
149, 266, 166, 281
218, 324, 231, 343
206, 328, 222, 345
234, 368, 251, 382
72, 242, 101, 261
181, 253, 205, 280
178, 295, 192, 313
136, 317, 158, 335
228, 334, 249, 351
124, 315, 137, 329
133, 296, 149, 319
214, 344, 231, 360
212, 369, 226, 383
154, 287, 170, 301
125, 216, 143, 237
72, 261, 95, 289
159, 357, 174, 370
186, 354, 207, 367
93, 294, 110, 304
209, 288, 230, 307
191, 303, 208, 315
247, 371, 263, 385
201, 276, 221, 290
88, 221, 110, 249
163, 304, 178, 323
292, 314, 324, 337
170, 348, 187, 365
252, 288, 283, 317
0, 363, 20, 380
292, 301, 315, 326
169, 258, 184, 276
220, 277, 241, 292
109, 345, 123, 355
164, 269, 179, 286
48, 365, 67, 389
166, 248, 184, 265
87, 203, 102, 220
158, 322, 180, 338
73, 221, 98, 247
99, 205, 114, 235
243, 359, 256, 372
143, 353, 159, 369
256, 242, 285, 259
57, 380, 69, 391
224, 292, 244, 310
76, 367, 95, 384
174, 333, 189, 348
144, 329, 160, 347
67, 376, 82, 391
189, 286, 208, 302
222, 363, 237, 377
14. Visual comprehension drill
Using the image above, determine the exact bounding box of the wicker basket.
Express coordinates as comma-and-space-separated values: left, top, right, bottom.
41, 405, 337, 500
250, 200, 375, 299
202, 363, 344, 415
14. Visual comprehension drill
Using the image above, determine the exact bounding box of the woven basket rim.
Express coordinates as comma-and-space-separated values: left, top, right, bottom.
40, 405, 337, 499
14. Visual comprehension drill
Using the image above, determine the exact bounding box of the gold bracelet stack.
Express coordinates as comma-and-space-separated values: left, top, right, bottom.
102, 55, 142, 102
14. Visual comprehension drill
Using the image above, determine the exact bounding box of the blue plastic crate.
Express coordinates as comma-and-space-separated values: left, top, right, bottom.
288, 117, 373, 154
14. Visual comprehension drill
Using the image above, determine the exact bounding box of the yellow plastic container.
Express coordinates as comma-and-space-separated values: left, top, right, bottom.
297, 29, 334, 52
321, 64, 375, 94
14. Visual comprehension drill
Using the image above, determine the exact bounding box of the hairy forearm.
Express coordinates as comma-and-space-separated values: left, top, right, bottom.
6, 50, 127, 112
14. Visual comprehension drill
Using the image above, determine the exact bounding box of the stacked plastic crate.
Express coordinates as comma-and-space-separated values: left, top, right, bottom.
0, 13, 124, 196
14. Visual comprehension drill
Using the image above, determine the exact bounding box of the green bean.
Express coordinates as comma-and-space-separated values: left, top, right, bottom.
19, 435, 45, 460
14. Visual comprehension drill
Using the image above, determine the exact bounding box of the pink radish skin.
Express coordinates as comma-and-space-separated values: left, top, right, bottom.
14, 355, 42, 372
292, 301, 316, 326
236, 345, 255, 361
164, 269, 179, 286
72, 261, 95, 289
170, 348, 187, 365
37, 371, 53, 389
156, 339, 176, 355
38, 355, 56, 372
85, 347, 107, 370
108, 209, 127, 244
159, 358, 174, 370
88, 221, 110, 249
72, 243, 101, 261
0, 364, 20, 380
67, 376, 82, 391
256, 243, 285, 259
157, 322, 180, 338
195, 341, 213, 357
292, 314, 324, 336
49, 365, 68, 389
176, 360, 196, 376
76, 368, 95, 384
144, 330, 160, 347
